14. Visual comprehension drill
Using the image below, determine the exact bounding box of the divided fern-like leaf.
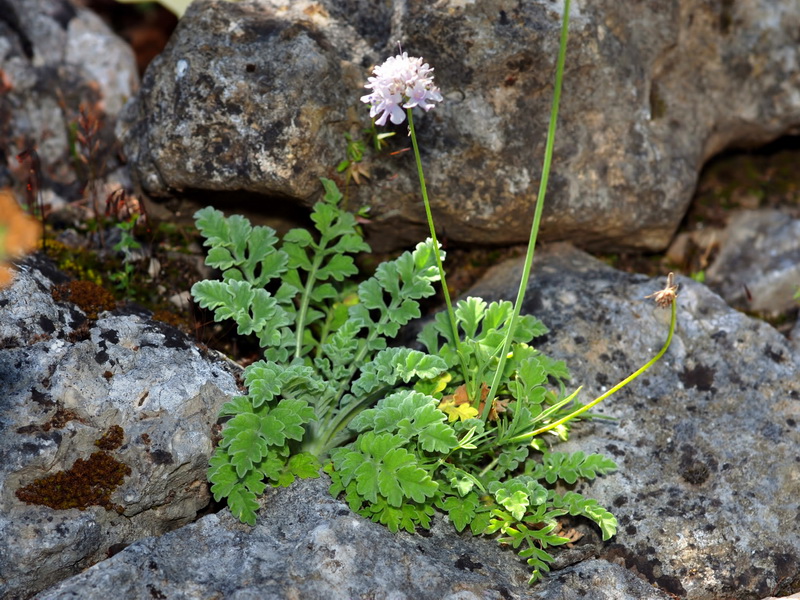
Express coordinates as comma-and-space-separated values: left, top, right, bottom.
315, 317, 363, 384
488, 476, 548, 521
485, 502, 573, 584
495, 444, 531, 478
351, 239, 441, 339
223, 412, 270, 477
351, 348, 447, 397
208, 449, 267, 526
330, 431, 438, 507
192, 278, 293, 351
349, 390, 458, 454
437, 492, 481, 532
206, 385, 317, 525
363, 496, 437, 533
194, 207, 288, 288
528, 451, 617, 485
273, 453, 323, 487
420, 298, 548, 359
548, 491, 618, 540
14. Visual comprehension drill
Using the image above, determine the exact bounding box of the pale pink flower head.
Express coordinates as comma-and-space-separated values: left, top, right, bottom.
361, 52, 443, 126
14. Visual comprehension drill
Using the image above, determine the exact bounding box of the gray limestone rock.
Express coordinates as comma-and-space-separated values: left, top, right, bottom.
118, 0, 372, 202
705, 209, 800, 316
468, 244, 800, 599
120, 0, 800, 252
0, 256, 239, 599
32, 244, 800, 599
0, 0, 139, 204
34, 476, 671, 600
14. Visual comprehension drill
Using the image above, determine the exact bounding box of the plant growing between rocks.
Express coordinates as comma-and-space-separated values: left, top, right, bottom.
191, 0, 678, 583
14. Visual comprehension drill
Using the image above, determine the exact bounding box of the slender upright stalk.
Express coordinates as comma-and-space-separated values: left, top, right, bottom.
407, 109, 470, 388
483, 0, 572, 420
507, 299, 677, 443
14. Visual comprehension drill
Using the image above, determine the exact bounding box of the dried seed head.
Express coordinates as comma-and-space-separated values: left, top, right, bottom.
646, 272, 678, 308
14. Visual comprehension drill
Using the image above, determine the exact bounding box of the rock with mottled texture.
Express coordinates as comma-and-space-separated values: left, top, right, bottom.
467, 244, 800, 599
0, 255, 239, 599
118, 0, 371, 204
34, 476, 672, 600
32, 244, 800, 599
705, 209, 800, 315
0, 0, 138, 204
120, 0, 800, 251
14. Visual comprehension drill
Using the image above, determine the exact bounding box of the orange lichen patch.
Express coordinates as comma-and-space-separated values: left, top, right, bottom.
94, 424, 125, 451
0, 188, 42, 288
51, 279, 116, 320
15, 450, 131, 512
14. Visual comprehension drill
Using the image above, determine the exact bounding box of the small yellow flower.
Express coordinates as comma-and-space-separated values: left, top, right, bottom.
438, 398, 479, 422
438, 383, 479, 422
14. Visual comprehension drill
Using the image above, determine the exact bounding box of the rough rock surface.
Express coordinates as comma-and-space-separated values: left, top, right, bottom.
32, 245, 800, 599
0, 0, 138, 203
468, 244, 800, 599
0, 256, 239, 599
705, 209, 800, 315
35, 476, 672, 600
120, 0, 800, 251
118, 0, 372, 204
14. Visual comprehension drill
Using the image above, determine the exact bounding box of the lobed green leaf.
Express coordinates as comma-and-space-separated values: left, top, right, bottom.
351, 348, 447, 398
438, 493, 480, 532
488, 476, 548, 521
228, 419, 270, 477
529, 451, 617, 485
349, 390, 458, 454
194, 207, 288, 288
330, 431, 438, 507
549, 491, 618, 540
362, 497, 436, 533
208, 449, 267, 526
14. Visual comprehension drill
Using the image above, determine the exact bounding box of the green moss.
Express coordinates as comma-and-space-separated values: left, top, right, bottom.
43, 239, 104, 286
15, 426, 131, 513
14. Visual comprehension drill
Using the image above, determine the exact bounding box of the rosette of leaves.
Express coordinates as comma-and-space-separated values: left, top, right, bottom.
192, 179, 449, 525
329, 295, 618, 582
192, 179, 619, 582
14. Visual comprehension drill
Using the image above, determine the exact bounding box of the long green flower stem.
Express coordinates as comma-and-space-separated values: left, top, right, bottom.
407, 108, 470, 388
482, 0, 572, 420
507, 299, 677, 443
